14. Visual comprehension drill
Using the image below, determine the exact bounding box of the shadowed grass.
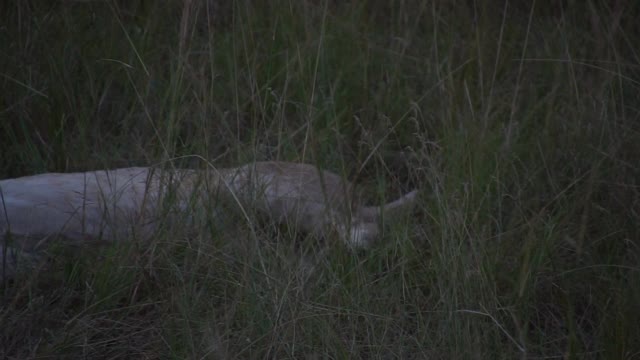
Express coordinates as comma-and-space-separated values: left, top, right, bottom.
1, 0, 639, 358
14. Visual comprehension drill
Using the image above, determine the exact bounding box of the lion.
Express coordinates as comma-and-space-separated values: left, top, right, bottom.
0, 161, 417, 277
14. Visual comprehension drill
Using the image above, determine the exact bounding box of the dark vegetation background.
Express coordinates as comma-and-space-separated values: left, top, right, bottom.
1, 0, 639, 358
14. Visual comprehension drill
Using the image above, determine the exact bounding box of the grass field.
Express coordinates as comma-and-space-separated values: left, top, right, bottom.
1, 1, 639, 358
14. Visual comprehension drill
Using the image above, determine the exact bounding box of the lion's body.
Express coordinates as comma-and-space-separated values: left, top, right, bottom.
0, 161, 417, 277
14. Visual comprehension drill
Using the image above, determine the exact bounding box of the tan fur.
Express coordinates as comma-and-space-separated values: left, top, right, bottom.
0, 161, 417, 277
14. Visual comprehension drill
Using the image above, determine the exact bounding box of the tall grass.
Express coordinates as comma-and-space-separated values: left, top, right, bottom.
1, 0, 639, 358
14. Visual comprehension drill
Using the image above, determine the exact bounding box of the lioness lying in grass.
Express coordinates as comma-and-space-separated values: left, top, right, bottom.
0, 161, 417, 277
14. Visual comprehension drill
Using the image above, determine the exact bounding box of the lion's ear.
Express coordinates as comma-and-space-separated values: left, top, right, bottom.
358, 190, 419, 223
382, 189, 419, 223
